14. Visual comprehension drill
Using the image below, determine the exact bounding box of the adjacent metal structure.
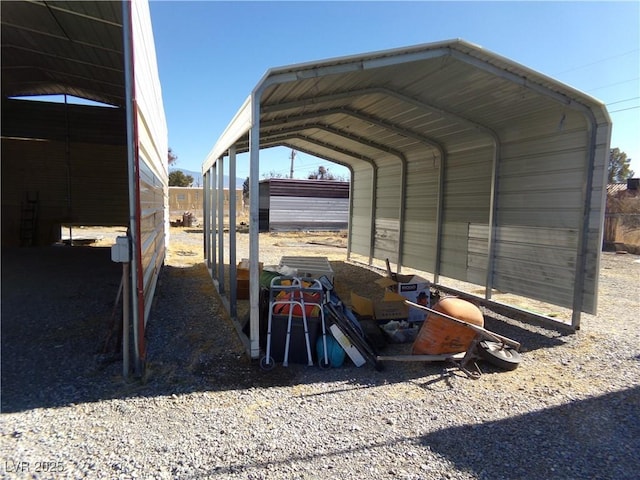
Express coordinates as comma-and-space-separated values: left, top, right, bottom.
203, 39, 611, 360
259, 179, 350, 232
1, 0, 168, 374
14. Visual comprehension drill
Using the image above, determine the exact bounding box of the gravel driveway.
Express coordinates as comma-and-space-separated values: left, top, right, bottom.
1, 228, 639, 479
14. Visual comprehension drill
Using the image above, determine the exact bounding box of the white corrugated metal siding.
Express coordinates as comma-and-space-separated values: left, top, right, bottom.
127, 0, 168, 369
268, 196, 349, 231
349, 165, 375, 258
203, 40, 611, 358
260, 179, 349, 231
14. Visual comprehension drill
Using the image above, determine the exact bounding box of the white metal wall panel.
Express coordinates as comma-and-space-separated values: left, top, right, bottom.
489, 109, 591, 309
372, 161, 402, 263
438, 147, 493, 281
268, 196, 348, 230
349, 165, 374, 257
491, 226, 579, 306
131, 0, 168, 328
439, 222, 475, 280
466, 223, 490, 285
400, 153, 441, 272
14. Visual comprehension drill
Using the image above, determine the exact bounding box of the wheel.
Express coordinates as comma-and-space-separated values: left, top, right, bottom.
319, 358, 332, 369
259, 355, 275, 371
477, 341, 521, 371
373, 359, 385, 372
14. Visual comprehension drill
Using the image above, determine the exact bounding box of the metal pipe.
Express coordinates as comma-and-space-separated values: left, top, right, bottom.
122, 262, 130, 378
405, 300, 521, 350
64, 93, 73, 243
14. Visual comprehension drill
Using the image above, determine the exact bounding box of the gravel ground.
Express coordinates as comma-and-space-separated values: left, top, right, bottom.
2, 227, 639, 480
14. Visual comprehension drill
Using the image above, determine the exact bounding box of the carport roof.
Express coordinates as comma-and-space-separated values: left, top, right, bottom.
203, 38, 609, 173
1, 1, 124, 107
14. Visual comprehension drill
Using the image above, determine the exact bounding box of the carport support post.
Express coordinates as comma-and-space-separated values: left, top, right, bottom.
248, 93, 261, 359
485, 138, 501, 300
229, 147, 238, 318
571, 116, 600, 330
122, 0, 143, 376
211, 164, 217, 275
203, 168, 210, 265
217, 156, 225, 293
368, 166, 378, 265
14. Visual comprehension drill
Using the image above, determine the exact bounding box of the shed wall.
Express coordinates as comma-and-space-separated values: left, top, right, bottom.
131, 0, 169, 328
1, 138, 128, 247
1, 99, 130, 246
259, 179, 350, 231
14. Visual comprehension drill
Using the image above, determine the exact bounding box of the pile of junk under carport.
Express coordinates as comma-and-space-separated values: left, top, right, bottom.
251, 256, 522, 379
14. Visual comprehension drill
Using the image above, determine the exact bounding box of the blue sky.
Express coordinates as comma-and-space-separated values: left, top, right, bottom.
150, 1, 640, 180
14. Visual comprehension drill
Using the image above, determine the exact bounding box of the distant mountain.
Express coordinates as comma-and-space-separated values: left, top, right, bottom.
169, 168, 244, 189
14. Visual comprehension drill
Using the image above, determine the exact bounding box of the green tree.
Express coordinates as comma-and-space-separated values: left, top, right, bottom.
169, 170, 193, 187
608, 148, 634, 183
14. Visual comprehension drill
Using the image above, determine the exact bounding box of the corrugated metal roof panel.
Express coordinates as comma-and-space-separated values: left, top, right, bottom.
204, 38, 612, 337
1, 0, 124, 106
261, 178, 349, 198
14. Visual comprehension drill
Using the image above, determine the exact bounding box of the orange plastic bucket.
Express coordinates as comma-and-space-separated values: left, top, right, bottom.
411, 297, 484, 355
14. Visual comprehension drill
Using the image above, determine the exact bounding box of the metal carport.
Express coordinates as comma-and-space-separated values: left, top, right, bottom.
202, 39, 611, 360
1, 0, 168, 374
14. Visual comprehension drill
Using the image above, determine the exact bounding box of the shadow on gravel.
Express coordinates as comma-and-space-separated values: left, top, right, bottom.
0, 247, 571, 414
420, 385, 640, 479
136, 386, 640, 480
1, 247, 123, 413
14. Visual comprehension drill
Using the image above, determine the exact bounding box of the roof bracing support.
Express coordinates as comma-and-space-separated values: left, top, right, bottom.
253, 131, 381, 265
261, 105, 446, 276
256, 139, 360, 260
254, 122, 410, 268
262, 86, 502, 284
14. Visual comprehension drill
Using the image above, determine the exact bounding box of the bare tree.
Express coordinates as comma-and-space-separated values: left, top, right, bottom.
308, 165, 335, 180
168, 147, 178, 166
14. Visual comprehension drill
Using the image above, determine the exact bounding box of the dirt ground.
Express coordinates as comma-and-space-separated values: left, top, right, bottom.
63, 224, 639, 397
70, 224, 632, 326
